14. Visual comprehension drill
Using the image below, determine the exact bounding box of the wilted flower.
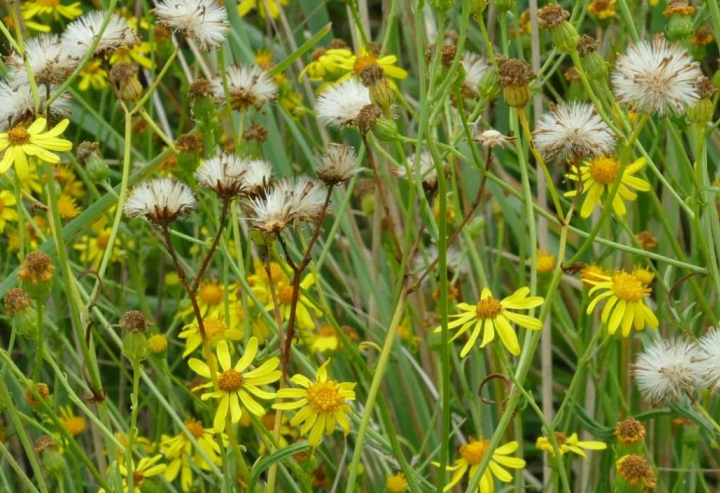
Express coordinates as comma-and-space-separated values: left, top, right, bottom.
533, 102, 615, 163
394, 152, 450, 193
63, 11, 139, 59
474, 129, 515, 149
195, 153, 248, 198
612, 36, 703, 116
6, 34, 79, 86
316, 79, 372, 128
212, 64, 278, 110
317, 143, 358, 185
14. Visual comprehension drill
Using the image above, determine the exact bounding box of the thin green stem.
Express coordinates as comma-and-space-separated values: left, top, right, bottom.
125, 359, 142, 492
32, 303, 44, 381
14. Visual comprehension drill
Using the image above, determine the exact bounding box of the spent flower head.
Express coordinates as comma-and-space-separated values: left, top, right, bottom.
697, 329, 720, 392
154, 0, 229, 50
635, 338, 703, 402
63, 11, 139, 59
124, 178, 196, 225
195, 153, 248, 198
317, 143, 358, 185
316, 79, 372, 128
212, 64, 278, 110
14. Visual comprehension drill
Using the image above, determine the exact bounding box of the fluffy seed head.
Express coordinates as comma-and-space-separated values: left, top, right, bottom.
474, 129, 515, 149
246, 186, 295, 236
124, 178, 196, 225
212, 64, 278, 110
317, 143, 358, 185
7, 35, 79, 86
242, 159, 274, 197
0, 82, 69, 130
635, 338, 703, 403
316, 79, 372, 128
63, 11, 139, 59
533, 102, 615, 163
611, 35, 703, 115
154, 0, 229, 50
462, 52, 491, 96
697, 329, 720, 392
195, 153, 248, 198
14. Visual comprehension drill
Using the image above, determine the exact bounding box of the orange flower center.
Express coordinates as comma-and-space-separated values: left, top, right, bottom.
588, 157, 620, 185
612, 272, 649, 302
475, 296, 503, 319
278, 284, 294, 304
318, 325, 337, 337
353, 55, 380, 77
132, 471, 145, 487
203, 317, 227, 340
96, 232, 110, 249
61, 416, 87, 436
554, 432, 567, 446
460, 439, 490, 466
199, 283, 224, 305
185, 418, 205, 438
7, 127, 30, 146
218, 369, 243, 392
0, 197, 5, 214
306, 380, 343, 415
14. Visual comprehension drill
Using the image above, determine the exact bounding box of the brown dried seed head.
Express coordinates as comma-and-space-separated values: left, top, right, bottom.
538, 3, 570, 29
443, 29, 459, 45
311, 47, 327, 61
424, 44, 437, 63
354, 104, 381, 134
175, 133, 203, 153
635, 231, 658, 251
615, 417, 646, 445
696, 77, 718, 99
189, 78, 213, 101
328, 38, 349, 50
498, 58, 536, 87
359, 64, 385, 87
119, 310, 151, 333
76, 141, 99, 164
109, 63, 137, 87
663, 0, 695, 16
441, 45, 457, 67
577, 35, 599, 57
616, 455, 657, 488
34, 435, 58, 454
4, 288, 32, 314
243, 123, 269, 143
26, 382, 50, 407
18, 252, 55, 284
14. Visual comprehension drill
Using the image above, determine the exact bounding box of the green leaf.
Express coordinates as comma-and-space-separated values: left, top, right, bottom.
573, 404, 616, 439
269, 23, 332, 77
246, 442, 311, 492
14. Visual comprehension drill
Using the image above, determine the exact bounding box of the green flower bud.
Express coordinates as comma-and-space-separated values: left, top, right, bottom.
494, 0, 516, 13
666, 15, 694, 41
469, 0, 488, 16
430, 0, 456, 13
123, 331, 149, 363
538, 4, 579, 53
372, 118, 400, 142
35, 436, 65, 477
4, 288, 38, 340
478, 68, 501, 101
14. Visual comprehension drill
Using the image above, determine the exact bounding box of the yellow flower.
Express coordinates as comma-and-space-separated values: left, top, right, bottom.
3, 14, 52, 32
58, 405, 86, 437
148, 334, 168, 354
238, 0, 288, 19
55, 163, 85, 198
311, 324, 341, 353
386, 472, 409, 492
79, 61, 108, 91
73, 227, 125, 270
434, 438, 526, 493
113, 432, 154, 458
58, 194, 81, 219
334, 48, 409, 88
274, 360, 356, 446
588, 0, 616, 19
436, 287, 544, 357
178, 280, 227, 320
99, 454, 167, 493
160, 418, 226, 492
536, 249, 556, 274
580, 264, 609, 287
263, 274, 322, 330
22, 0, 83, 21
632, 265, 655, 286
300, 48, 355, 82
0, 118, 73, 180
189, 338, 281, 432
0, 190, 20, 233
585, 270, 659, 336
110, 42, 156, 69
536, 432, 606, 458
178, 311, 243, 357
564, 157, 651, 218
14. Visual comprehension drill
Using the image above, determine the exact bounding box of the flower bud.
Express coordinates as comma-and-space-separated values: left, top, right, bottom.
78, 142, 111, 182
538, 4, 579, 53
494, 0, 516, 13
615, 454, 657, 493
372, 118, 400, 142
687, 77, 717, 126
25, 382, 51, 408
430, 0, 455, 13
5, 288, 39, 340
109, 63, 143, 102
498, 58, 536, 108
148, 334, 168, 358
35, 435, 64, 477
614, 417, 645, 455
240, 123, 268, 160
18, 252, 54, 302
123, 331, 149, 362
469, 0, 488, 16
478, 67, 501, 100
663, 0, 696, 41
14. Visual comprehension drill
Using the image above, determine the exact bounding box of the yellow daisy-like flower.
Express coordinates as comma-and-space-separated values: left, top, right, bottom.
79, 61, 108, 91
73, 227, 125, 270
536, 249, 556, 274
22, 0, 83, 21
99, 454, 167, 493
0, 118, 73, 180
3, 14, 52, 32
58, 194, 81, 219
110, 42, 156, 69
0, 190, 20, 233
536, 432, 607, 458
274, 360, 356, 447
238, 0, 288, 19
189, 338, 281, 432
588, 0, 616, 19
263, 274, 322, 330
580, 264, 609, 287
585, 270, 659, 336
436, 287, 544, 357
386, 472, 409, 492
177, 280, 227, 320
632, 265, 655, 286
178, 311, 243, 357
434, 438, 526, 493
58, 405, 86, 437
299, 48, 354, 82
336, 48, 409, 85
564, 156, 651, 218
55, 163, 85, 198
160, 418, 226, 492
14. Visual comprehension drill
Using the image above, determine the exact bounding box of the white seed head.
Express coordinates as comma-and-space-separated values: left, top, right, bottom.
532, 102, 615, 163
124, 178, 196, 225
211, 64, 278, 110
7, 34, 79, 86
317, 143, 358, 184
697, 329, 720, 392
242, 159, 274, 197
316, 79, 372, 128
474, 129, 515, 149
154, 0, 229, 51
246, 186, 294, 236
63, 11, 139, 59
283, 177, 327, 223
462, 52, 490, 96
0, 82, 69, 130
195, 153, 247, 198
612, 36, 703, 116
635, 338, 703, 403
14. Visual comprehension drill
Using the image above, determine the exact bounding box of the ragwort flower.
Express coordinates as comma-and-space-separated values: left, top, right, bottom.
564, 156, 651, 218
274, 360, 356, 446
0, 118, 73, 180
437, 287, 544, 357
238, 0, 288, 18
536, 432, 606, 458
585, 270, 658, 336
99, 454, 167, 493
435, 438, 526, 493
189, 338, 281, 432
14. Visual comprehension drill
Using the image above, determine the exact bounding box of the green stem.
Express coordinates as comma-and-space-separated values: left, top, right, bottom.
32, 303, 44, 381
125, 359, 142, 491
